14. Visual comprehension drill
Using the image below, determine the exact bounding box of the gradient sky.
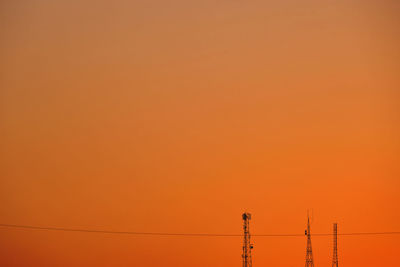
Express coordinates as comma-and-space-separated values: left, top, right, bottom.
1, 0, 399, 266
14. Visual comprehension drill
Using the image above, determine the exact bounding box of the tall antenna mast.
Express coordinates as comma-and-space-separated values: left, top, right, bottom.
332, 223, 338, 267
305, 213, 315, 267
242, 213, 253, 267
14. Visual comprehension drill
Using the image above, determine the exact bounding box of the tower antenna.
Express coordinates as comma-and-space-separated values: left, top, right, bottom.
332, 223, 338, 267
305, 213, 315, 267
242, 213, 253, 267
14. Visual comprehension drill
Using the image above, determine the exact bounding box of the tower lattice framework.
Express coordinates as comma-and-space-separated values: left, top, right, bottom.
305, 215, 315, 267
242, 213, 253, 267
332, 223, 338, 267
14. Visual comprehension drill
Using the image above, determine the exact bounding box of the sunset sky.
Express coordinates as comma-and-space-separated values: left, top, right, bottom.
1, 0, 399, 266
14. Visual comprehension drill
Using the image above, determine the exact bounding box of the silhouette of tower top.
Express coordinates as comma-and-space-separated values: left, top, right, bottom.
242, 212, 253, 267
332, 223, 338, 267
305, 214, 315, 267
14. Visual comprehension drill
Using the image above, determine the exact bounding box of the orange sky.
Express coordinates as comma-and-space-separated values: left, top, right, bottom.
1, 0, 399, 266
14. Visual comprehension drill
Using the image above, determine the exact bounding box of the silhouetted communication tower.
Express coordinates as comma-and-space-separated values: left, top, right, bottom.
305, 214, 315, 267
332, 223, 338, 267
242, 213, 253, 267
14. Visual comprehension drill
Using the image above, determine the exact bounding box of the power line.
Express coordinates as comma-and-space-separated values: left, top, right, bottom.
0, 224, 237, 236
1, 224, 400, 237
